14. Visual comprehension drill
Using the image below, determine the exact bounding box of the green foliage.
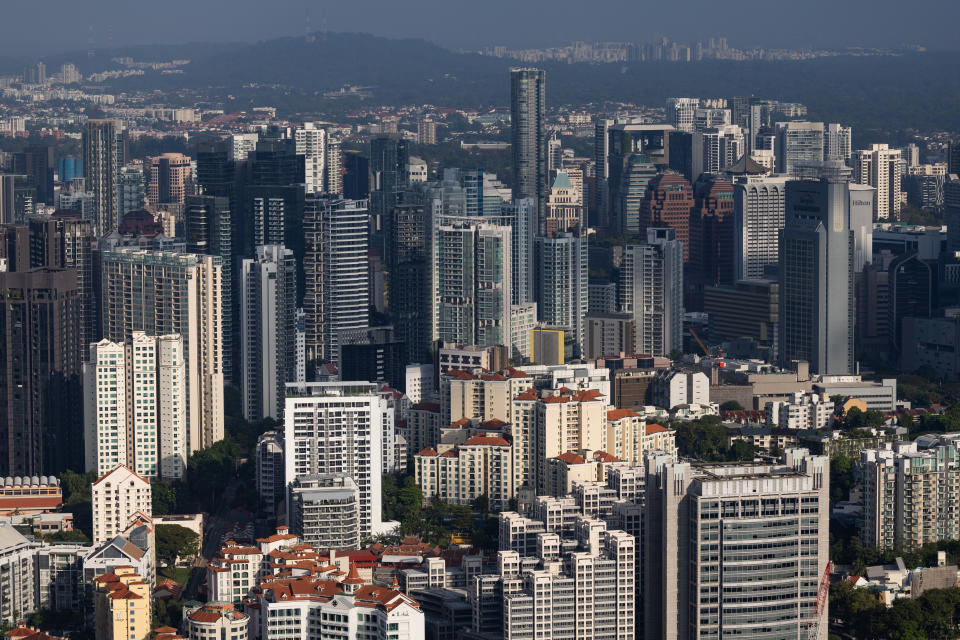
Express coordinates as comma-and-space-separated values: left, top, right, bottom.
719, 401, 745, 412
830, 454, 854, 503
59, 470, 97, 540
42, 529, 89, 544
673, 416, 728, 462
382, 474, 425, 523
830, 583, 960, 640
156, 524, 200, 566
844, 407, 886, 430
727, 440, 755, 462
152, 480, 181, 516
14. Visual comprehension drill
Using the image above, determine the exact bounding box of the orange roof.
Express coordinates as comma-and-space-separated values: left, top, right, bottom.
444, 369, 478, 380
645, 423, 669, 435
478, 372, 507, 381
92, 464, 150, 486
480, 418, 507, 429
416, 447, 439, 457
439, 449, 458, 458
514, 388, 539, 401
445, 417, 472, 429
463, 435, 509, 447
607, 408, 640, 420
256, 533, 298, 544
504, 367, 530, 378
556, 451, 586, 464
593, 451, 621, 463
342, 563, 365, 585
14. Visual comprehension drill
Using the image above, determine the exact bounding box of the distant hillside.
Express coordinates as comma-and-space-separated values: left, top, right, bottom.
16, 32, 960, 141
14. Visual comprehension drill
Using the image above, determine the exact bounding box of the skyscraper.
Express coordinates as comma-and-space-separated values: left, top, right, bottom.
824, 123, 853, 162
433, 219, 513, 349
284, 382, 393, 537
730, 170, 788, 281
185, 195, 234, 382
619, 154, 658, 235
691, 125, 744, 179
511, 68, 547, 233
295, 122, 327, 194
853, 143, 902, 220
100, 249, 224, 453
779, 177, 855, 374
535, 232, 588, 357
666, 97, 699, 133
689, 177, 736, 306
82, 119, 126, 235
0, 268, 82, 476
389, 203, 431, 362
369, 136, 409, 263
240, 245, 296, 422
303, 196, 370, 365
147, 152, 193, 206
118, 163, 147, 218
638, 172, 694, 263
620, 228, 683, 357
645, 449, 829, 639
83, 332, 187, 480
12, 145, 55, 206
775, 121, 824, 176
28, 210, 96, 347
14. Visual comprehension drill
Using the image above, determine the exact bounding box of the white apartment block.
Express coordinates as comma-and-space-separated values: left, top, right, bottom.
91, 465, 152, 546
295, 123, 327, 194
289, 474, 361, 550
854, 143, 902, 220
764, 392, 834, 430
284, 382, 393, 537
404, 363, 434, 405
651, 370, 710, 409
83, 332, 187, 480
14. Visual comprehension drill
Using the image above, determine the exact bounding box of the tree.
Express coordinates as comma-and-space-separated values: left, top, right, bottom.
156, 524, 200, 567
720, 400, 744, 412
151, 481, 181, 516
674, 416, 727, 462
727, 440, 755, 461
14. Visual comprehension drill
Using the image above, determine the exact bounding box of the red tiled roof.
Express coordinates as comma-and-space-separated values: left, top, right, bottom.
416, 447, 439, 457
593, 450, 621, 463
646, 424, 669, 435
463, 435, 509, 447
480, 418, 507, 429
444, 370, 478, 380
607, 408, 640, 421
555, 451, 586, 464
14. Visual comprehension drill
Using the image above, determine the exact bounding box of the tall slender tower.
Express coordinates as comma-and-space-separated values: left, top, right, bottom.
511, 68, 547, 233
82, 119, 125, 235
620, 229, 683, 357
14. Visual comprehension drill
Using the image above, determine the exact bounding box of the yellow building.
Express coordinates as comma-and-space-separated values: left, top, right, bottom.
440, 368, 533, 427
94, 566, 150, 640
415, 434, 514, 510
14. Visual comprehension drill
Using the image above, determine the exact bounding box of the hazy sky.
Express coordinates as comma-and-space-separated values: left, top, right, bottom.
3, 0, 958, 56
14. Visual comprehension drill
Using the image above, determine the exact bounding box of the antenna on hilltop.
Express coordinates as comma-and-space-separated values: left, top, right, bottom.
305, 10, 315, 43
87, 25, 95, 59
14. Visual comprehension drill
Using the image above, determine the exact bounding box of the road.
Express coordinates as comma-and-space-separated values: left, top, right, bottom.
183, 477, 241, 601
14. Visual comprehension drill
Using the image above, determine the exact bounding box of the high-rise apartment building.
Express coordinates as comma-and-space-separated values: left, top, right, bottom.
284, 382, 394, 537
417, 118, 438, 145
692, 125, 744, 179
93, 567, 151, 640
732, 174, 788, 281
325, 138, 343, 195
645, 449, 830, 640
666, 97, 699, 133
117, 163, 146, 219
303, 196, 370, 364
511, 68, 547, 232
0, 268, 82, 476
860, 441, 960, 551
82, 119, 126, 235
620, 229, 683, 357
241, 245, 297, 421
184, 195, 233, 382
775, 121, 824, 176
779, 177, 855, 374
83, 333, 187, 479
824, 123, 853, 162
638, 173, 694, 263
369, 136, 408, 262
100, 249, 224, 453
432, 219, 512, 349
28, 210, 96, 347
853, 143, 902, 220
535, 232, 588, 358
91, 465, 152, 545
295, 122, 326, 194
148, 153, 193, 206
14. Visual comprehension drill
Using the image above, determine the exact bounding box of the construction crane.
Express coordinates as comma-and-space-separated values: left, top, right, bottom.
688, 327, 724, 385
804, 560, 832, 640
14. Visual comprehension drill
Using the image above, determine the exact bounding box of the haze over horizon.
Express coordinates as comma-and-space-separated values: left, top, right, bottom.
3, 0, 959, 58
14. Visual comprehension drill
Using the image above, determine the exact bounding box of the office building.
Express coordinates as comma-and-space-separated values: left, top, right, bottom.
433, 219, 512, 349
861, 442, 960, 551
284, 382, 394, 537
617, 153, 658, 235
638, 172, 694, 262
704, 279, 779, 352
91, 465, 152, 546
645, 449, 830, 640
779, 176, 855, 374
117, 163, 146, 220
303, 196, 370, 364
689, 177, 735, 304
100, 249, 224, 453
93, 567, 151, 640
692, 126, 744, 179
904, 165, 947, 209
289, 474, 361, 550
28, 210, 96, 347
241, 245, 296, 421
824, 123, 853, 162
853, 143, 902, 220
666, 97, 699, 133
544, 171, 583, 235
295, 122, 327, 194
620, 229, 683, 357
148, 152, 193, 206
511, 68, 547, 232
184, 194, 234, 382
83, 333, 187, 480
733, 174, 788, 281
535, 232, 587, 358
369, 136, 408, 260
0, 268, 82, 476
775, 121, 824, 176
82, 119, 125, 235
390, 204, 431, 362
12, 145, 55, 206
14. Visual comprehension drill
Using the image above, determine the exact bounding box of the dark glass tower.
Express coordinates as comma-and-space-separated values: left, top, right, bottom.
511, 68, 547, 234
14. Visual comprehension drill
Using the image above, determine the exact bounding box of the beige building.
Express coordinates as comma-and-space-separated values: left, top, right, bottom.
440, 368, 533, 427
854, 143, 902, 220
91, 466, 152, 546
605, 409, 676, 464
100, 250, 224, 453
415, 434, 514, 509
185, 602, 249, 640
93, 566, 151, 640
148, 152, 193, 206
544, 171, 584, 235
